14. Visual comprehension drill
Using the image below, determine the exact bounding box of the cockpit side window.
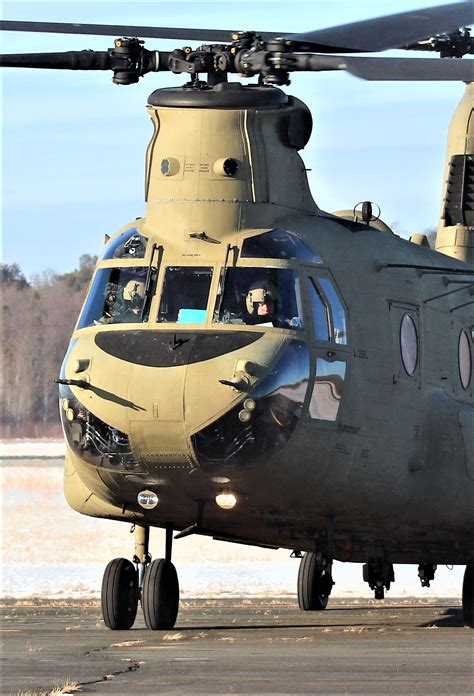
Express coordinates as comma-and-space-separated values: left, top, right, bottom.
214, 267, 303, 330
157, 267, 213, 324
308, 275, 348, 345
308, 279, 330, 341
241, 229, 322, 263
318, 277, 347, 345
77, 267, 149, 328
306, 275, 348, 422
100, 228, 148, 261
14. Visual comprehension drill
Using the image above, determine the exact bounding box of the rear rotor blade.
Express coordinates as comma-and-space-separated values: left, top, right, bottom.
283, 2, 474, 53
0, 20, 283, 43
293, 53, 474, 80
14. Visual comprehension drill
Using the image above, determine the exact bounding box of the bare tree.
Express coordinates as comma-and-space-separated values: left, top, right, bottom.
1, 259, 94, 437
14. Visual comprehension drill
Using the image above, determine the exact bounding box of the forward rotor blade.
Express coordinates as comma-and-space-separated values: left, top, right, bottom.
2, 4, 472, 56
293, 54, 474, 80
0, 20, 283, 43
0, 51, 112, 70
283, 2, 474, 53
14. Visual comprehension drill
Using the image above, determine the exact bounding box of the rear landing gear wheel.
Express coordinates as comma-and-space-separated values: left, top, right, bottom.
101, 557, 139, 630
462, 561, 473, 628
363, 559, 394, 600
142, 558, 179, 630
298, 552, 334, 611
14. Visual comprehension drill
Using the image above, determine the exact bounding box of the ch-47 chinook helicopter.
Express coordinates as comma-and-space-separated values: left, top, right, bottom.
2, 1, 474, 631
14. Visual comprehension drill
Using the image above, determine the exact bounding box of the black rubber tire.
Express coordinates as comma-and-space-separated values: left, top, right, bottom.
101, 557, 139, 630
142, 559, 179, 630
462, 561, 473, 628
297, 552, 332, 611
374, 586, 385, 600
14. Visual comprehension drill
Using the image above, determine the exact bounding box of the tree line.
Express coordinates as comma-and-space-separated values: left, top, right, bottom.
1, 255, 97, 438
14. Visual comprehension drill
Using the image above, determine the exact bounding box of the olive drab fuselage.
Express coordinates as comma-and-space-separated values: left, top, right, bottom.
60, 83, 474, 566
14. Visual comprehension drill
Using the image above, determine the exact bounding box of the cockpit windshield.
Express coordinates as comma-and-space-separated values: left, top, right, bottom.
214, 267, 303, 330
158, 267, 213, 324
77, 267, 151, 328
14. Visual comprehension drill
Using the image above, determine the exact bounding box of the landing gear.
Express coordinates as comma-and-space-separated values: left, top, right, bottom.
101, 557, 139, 630
462, 561, 473, 628
363, 559, 394, 600
418, 563, 437, 588
298, 552, 334, 611
142, 558, 180, 629
101, 524, 180, 630
142, 526, 179, 630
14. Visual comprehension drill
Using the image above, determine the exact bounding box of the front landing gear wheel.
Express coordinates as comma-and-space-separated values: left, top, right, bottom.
298, 552, 333, 611
101, 558, 139, 630
462, 561, 473, 628
142, 558, 179, 630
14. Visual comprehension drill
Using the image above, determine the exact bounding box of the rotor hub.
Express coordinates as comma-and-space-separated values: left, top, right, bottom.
147, 82, 289, 109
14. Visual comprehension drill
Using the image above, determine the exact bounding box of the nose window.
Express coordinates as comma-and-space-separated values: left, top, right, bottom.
309, 359, 346, 421
158, 267, 213, 324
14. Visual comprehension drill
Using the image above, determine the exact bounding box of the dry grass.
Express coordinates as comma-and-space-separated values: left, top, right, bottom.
110, 639, 143, 648
26, 642, 43, 653
162, 631, 184, 641
343, 626, 369, 633
17, 682, 81, 696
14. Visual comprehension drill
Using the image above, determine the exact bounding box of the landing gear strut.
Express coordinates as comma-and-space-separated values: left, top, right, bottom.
462, 560, 473, 628
100, 524, 180, 630
298, 552, 334, 611
363, 559, 394, 600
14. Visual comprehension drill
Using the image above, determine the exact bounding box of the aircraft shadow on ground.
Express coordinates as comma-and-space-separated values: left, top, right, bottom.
419, 607, 465, 628
132, 623, 355, 632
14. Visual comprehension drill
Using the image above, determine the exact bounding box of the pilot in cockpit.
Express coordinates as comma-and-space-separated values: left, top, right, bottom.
245, 280, 302, 329
99, 280, 146, 324
119, 280, 146, 322
246, 281, 280, 326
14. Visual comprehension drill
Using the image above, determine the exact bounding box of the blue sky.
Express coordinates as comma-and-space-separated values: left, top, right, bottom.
2, 1, 472, 278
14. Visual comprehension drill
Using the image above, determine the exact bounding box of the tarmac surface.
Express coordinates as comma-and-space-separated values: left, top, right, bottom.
1, 597, 473, 695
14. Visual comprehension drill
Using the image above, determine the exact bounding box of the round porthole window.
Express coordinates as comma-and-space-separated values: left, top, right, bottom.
400, 314, 418, 376
459, 330, 472, 390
